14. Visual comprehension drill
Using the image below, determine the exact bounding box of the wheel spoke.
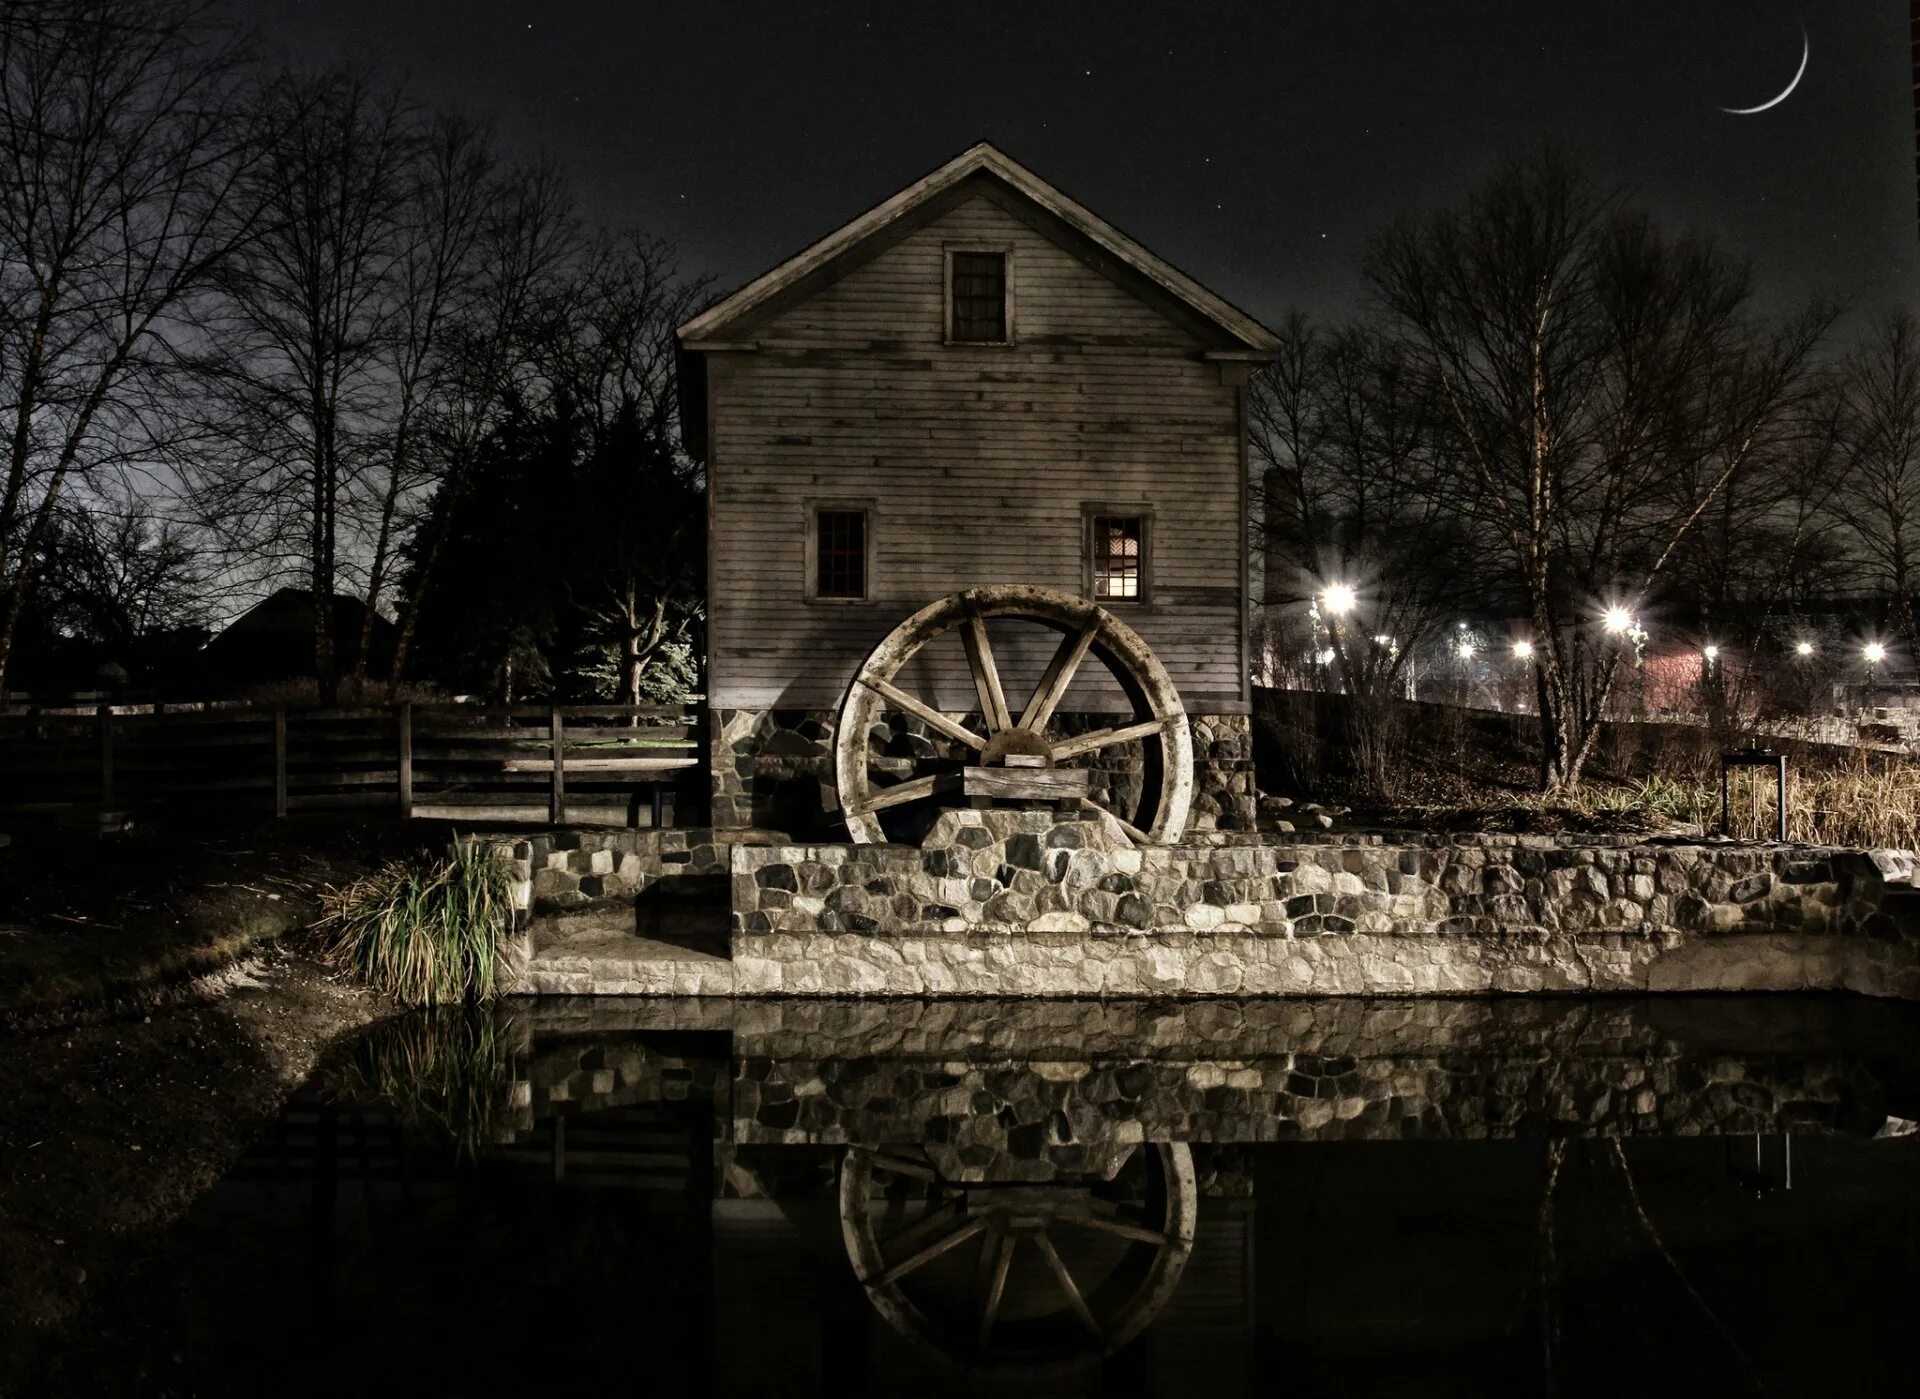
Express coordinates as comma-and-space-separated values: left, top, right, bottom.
1018, 620, 1099, 732
875, 1215, 988, 1287
978, 1230, 1017, 1346
1048, 716, 1172, 763
1032, 1230, 1103, 1337
879, 1198, 965, 1257
870, 1152, 939, 1181
1054, 1210, 1170, 1247
859, 676, 985, 752
1078, 796, 1151, 846
961, 610, 1011, 734
850, 773, 944, 814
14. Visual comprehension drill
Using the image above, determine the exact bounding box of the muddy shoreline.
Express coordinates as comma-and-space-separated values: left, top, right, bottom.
0, 940, 390, 1393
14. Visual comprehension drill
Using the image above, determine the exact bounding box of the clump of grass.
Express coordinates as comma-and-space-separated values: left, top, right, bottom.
317, 841, 513, 1006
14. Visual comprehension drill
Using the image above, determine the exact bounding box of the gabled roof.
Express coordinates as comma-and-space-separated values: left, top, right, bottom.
676, 141, 1281, 354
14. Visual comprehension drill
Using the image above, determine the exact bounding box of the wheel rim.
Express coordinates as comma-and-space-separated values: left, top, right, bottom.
839, 1142, 1198, 1373
833, 585, 1193, 844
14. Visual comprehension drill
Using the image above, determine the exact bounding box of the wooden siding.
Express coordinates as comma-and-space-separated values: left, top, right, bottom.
708, 193, 1247, 713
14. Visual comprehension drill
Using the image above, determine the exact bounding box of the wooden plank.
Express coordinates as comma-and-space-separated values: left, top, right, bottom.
501, 756, 700, 774
961, 766, 1090, 801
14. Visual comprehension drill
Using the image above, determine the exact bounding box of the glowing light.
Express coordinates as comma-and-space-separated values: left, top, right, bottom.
1864, 642, 1887, 664
1321, 583, 1357, 616
1603, 607, 1634, 635
1795, 641, 1814, 657
1317, 648, 1336, 665
1373, 634, 1393, 647
1512, 639, 1534, 660
1703, 645, 1719, 663
1457, 641, 1476, 660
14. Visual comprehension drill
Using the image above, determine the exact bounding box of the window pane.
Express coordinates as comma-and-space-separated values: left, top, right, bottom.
1092, 516, 1143, 600
950, 251, 1006, 342
816, 510, 866, 598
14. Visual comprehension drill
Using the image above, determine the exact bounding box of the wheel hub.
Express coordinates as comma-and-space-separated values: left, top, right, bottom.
980, 727, 1055, 765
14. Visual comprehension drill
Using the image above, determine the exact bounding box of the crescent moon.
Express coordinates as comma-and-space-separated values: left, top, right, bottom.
1720, 29, 1808, 115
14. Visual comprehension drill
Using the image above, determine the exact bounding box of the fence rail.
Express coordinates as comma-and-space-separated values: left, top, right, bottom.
0, 700, 706, 826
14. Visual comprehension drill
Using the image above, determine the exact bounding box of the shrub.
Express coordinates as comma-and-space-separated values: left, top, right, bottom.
318, 840, 513, 1005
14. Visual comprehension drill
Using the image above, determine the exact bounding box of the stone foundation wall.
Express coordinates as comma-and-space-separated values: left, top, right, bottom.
730, 810, 1920, 999
711, 706, 1255, 838
466, 827, 741, 929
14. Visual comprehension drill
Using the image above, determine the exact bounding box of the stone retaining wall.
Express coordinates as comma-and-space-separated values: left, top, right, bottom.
467, 827, 742, 930
711, 706, 1255, 837
731, 810, 1920, 999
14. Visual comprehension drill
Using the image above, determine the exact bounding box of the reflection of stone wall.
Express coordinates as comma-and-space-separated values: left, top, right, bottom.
731, 810, 1920, 998
711, 706, 1255, 838
729, 1041, 1892, 1163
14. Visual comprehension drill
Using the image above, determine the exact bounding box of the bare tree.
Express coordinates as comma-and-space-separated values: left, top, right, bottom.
386, 158, 579, 684
35, 488, 208, 648
1253, 314, 1486, 793
1368, 146, 1829, 789
187, 67, 414, 703
1829, 310, 1920, 660
343, 112, 496, 692
0, 0, 261, 693
536, 234, 707, 707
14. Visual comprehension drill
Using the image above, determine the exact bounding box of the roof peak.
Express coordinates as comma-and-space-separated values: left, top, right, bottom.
677, 142, 1278, 353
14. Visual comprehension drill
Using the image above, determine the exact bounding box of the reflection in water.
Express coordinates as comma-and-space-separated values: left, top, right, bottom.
35, 996, 1920, 1396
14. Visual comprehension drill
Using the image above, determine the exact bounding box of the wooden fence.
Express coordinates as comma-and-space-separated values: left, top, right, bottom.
0, 700, 705, 826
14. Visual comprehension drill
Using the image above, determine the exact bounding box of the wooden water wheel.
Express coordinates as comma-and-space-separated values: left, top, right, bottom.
839, 1142, 1197, 1373
833, 585, 1193, 844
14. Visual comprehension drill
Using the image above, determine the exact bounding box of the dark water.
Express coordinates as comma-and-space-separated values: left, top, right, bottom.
40, 996, 1920, 1397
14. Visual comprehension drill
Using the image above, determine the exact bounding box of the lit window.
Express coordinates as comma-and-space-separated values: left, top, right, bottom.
948, 251, 1007, 343
815, 509, 866, 599
1091, 516, 1144, 600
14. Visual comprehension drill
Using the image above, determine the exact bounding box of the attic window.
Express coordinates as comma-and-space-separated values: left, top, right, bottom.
948, 250, 1008, 343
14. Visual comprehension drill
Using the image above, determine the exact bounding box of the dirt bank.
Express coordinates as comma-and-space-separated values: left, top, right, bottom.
0, 943, 390, 1391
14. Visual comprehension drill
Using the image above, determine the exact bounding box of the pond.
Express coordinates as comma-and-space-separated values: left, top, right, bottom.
43, 995, 1920, 1396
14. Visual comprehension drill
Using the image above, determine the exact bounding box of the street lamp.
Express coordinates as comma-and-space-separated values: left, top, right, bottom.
1321, 583, 1356, 616
1864, 642, 1887, 666
1795, 641, 1814, 658
1703, 644, 1719, 664
1512, 639, 1534, 660
1603, 607, 1634, 635
1457, 641, 1476, 660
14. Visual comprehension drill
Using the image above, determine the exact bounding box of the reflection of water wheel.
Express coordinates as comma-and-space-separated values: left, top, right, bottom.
833, 585, 1193, 844
839, 1143, 1197, 1373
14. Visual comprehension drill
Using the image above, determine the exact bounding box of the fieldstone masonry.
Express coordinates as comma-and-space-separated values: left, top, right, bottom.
731, 810, 1920, 999
710, 706, 1255, 837
470, 826, 741, 929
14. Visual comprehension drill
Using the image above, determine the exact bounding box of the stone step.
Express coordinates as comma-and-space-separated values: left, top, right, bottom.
523, 907, 733, 997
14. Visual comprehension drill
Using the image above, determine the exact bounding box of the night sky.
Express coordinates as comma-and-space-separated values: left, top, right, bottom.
230, 1, 1913, 326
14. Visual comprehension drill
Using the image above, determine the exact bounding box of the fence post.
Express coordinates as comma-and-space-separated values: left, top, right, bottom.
97, 703, 114, 810
396, 702, 413, 819
1774, 754, 1787, 843
274, 708, 288, 818
549, 705, 566, 825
